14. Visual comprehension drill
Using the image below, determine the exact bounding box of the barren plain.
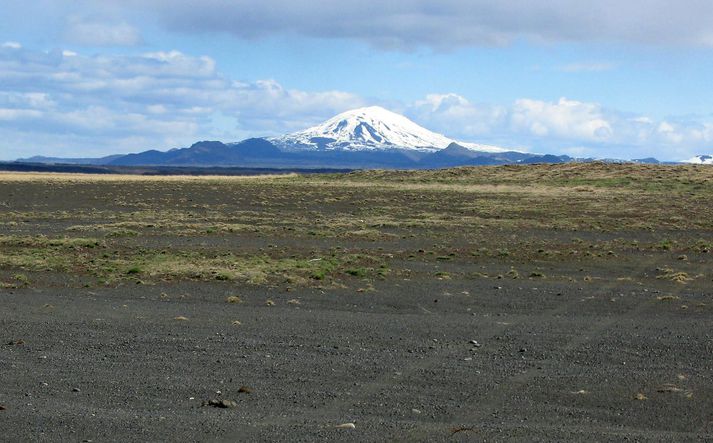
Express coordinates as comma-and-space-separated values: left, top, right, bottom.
1, 163, 712, 441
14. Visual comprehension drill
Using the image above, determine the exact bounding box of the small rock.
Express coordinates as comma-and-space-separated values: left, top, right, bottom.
335, 422, 356, 429
174, 316, 189, 321
469, 340, 481, 347
72, 387, 81, 392
205, 399, 238, 408
238, 386, 252, 394
412, 408, 422, 414
0, 405, 6, 411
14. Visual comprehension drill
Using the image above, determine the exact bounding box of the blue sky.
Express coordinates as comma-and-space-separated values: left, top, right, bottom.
1, 0, 713, 161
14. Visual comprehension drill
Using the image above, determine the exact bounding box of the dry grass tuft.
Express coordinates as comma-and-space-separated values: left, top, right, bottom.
656, 295, 681, 301
656, 268, 692, 283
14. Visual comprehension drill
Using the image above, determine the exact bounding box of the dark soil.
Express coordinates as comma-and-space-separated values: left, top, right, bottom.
1, 166, 712, 441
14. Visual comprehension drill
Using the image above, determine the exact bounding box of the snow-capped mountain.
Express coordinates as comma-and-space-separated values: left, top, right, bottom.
20, 106, 576, 169
270, 106, 508, 153
684, 154, 713, 165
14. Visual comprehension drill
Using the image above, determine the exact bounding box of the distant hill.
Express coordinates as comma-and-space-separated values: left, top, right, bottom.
18, 155, 124, 165
14, 106, 664, 169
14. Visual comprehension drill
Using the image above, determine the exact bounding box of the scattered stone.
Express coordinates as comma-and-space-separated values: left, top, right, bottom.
571, 389, 589, 395
72, 387, 81, 392
265, 300, 275, 306
205, 399, 238, 408
657, 384, 683, 393
0, 405, 6, 411
287, 299, 301, 305
469, 340, 481, 347
450, 426, 476, 435
335, 422, 356, 429
231, 320, 242, 326
174, 316, 189, 321
7, 339, 24, 346
238, 386, 252, 394
411, 408, 422, 414
634, 393, 647, 401
226, 296, 242, 304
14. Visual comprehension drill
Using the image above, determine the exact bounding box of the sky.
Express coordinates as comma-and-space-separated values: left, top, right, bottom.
1, 1, 713, 161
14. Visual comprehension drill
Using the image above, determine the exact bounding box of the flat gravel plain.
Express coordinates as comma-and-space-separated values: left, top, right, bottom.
1, 164, 712, 441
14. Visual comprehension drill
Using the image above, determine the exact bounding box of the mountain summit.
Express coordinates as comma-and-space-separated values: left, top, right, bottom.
684, 154, 713, 165
271, 106, 506, 153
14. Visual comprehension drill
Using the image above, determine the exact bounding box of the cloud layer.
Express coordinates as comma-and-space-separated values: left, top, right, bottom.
124, 0, 713, 50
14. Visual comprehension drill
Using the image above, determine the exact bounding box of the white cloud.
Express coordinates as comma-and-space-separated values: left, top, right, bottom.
511, 98, 613, 141
409, 93, 507, 138
0, 108, 43, 121
0, 45, 364, 159
406, 94, 713, 160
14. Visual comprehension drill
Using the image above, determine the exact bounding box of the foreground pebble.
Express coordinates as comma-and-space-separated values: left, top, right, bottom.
204, 399, 238, 408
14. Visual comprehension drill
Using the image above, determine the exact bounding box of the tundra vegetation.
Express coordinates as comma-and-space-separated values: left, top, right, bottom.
1, 164, 711, 289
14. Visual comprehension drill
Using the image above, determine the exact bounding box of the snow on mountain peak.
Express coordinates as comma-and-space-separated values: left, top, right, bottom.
271, 106, 508, 153
684, 154, 713, 165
